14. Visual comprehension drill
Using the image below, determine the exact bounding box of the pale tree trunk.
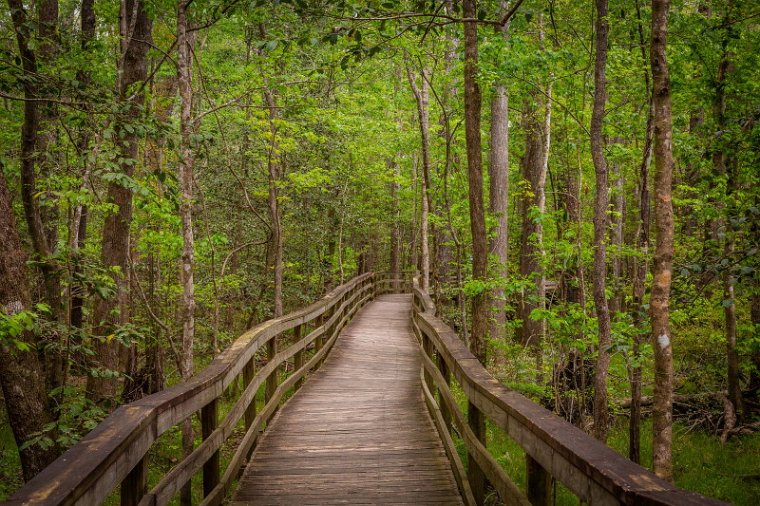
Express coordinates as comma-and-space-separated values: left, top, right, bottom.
591, 0, 612, 443
489, 84, 509, 345
610, 154, 625, 315
463, 0, 487, 501
650, 0, 675, 481
406, 63, 431, 292
177, 3, 196, 504
265, 89, 284, 318
389, 158, 401, 290
0, 168, 61, 480
630, 0, 653, 464
87, 0, 152, 406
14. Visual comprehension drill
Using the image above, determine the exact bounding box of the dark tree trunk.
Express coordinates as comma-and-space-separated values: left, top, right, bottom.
0, 168, 60, 481
591, 0, 612, 443
650, 0, 676, 481
629, 0, 653, 464
87, 0, 152, 406
463, 0, 487, 502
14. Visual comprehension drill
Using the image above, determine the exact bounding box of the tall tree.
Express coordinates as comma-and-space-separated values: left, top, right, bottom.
177, 1, 196, 504
0, 168, 60, 480
591, 0, 612, 442
406, 63, 431, 291
650, 0, 676, 481
463, 0, 487, 502
87, 0, 152, 405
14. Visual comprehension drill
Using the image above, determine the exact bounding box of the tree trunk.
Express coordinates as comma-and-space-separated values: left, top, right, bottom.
463, 0, 487, 502
264, 88, 284, 318
591, 0, 612, 443
389, 158, 401, 290
406, 64, 431, 292
0, 168, 60, 481
650, 0, 675, 481
87, 0, 152, 406
177, 5, 195, 505
712, 4, 743, 420
489, 84, 509, 344
629, 0, 654, 464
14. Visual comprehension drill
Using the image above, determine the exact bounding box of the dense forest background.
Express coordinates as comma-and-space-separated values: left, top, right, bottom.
0, 0, 758, 503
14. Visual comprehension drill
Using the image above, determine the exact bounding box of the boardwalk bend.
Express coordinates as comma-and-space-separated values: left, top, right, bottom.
6, 274, 724, 506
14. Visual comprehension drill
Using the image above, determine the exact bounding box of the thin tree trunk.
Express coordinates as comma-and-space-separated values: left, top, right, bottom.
489, 84, 509, 346
406, 64, 431, 292
87, 0, 152, 406
177, 4, 196, 504
591, 0, 612, 443
0, 168, 60, 481
389, 158, 401, 289
650, 0, 675, 481
630, 0, 653, 464
463, 0, 487, 501
264, 89, 284, 318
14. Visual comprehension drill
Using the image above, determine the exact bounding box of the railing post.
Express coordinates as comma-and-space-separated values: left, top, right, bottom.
294, 324, 304, 390
266, 334, 278, 404
437, 352, 452, 432
422, 334, 434, 391
201, 399, 220, 497
243, 358, 257, 427
467, 402, 487, 505
120, 456, 147, 506
526, 454, 553, 506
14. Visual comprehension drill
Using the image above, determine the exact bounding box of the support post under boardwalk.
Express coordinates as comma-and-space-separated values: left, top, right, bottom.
526, 454, 553, 506
120, 456, 147, 506
467, 401, 487, 504
202, 399, 220, 496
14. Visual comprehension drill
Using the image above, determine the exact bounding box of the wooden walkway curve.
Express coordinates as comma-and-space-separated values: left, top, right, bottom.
231, 294, 463, 505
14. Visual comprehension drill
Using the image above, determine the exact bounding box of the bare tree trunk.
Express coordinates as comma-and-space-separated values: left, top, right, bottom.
489, 84, 509, 345
630, 0, 653, 463
463, 0, 487, 502
87, 0, 152, 406
177, 3, 196, 504
406, 64, 431, 292
591, 0, 612, 443
712, 4, 743, 420
389, 158, 401, 289
0, 168, 60, 480
264, 89, 284, 318
650, 0, 675, 481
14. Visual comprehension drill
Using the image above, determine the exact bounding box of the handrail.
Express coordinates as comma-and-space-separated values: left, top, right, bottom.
7, 273, 377, 506
411, 283, 725, 506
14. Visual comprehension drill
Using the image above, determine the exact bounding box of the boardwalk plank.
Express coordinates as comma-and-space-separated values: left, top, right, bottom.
231, 294, 463, 505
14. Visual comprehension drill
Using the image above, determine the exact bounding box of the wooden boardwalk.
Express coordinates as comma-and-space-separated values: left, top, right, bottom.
231, 294, 464, 505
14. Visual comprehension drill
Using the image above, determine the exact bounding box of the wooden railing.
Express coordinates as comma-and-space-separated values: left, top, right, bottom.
411, 283, 725, 506
7, 273, 377, 506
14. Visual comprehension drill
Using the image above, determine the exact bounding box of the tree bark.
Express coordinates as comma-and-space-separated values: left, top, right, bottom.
591, 0, 612, 443
177, 5, 195, 505
87, 0, 152, 405
264, 88, 284, 318
463, 0, 487, 502
406, 64, 431, 292
0, 168, 60, 481
629, 0, 654, 464
712, 3, 743, 420
489, 84, 509, 344
650, 0, 675, 481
